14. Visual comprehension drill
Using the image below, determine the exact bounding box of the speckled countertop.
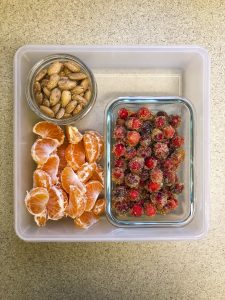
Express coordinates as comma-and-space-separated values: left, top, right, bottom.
0, 0, 224, 299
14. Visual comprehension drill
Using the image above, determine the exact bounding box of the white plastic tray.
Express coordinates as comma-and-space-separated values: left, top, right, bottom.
14, 45, 210, 241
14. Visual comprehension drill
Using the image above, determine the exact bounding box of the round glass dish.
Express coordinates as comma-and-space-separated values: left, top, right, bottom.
26, 54, 97, 125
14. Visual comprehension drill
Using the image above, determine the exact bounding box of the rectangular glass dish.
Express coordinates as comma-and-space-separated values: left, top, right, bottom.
105, 97, 194, 227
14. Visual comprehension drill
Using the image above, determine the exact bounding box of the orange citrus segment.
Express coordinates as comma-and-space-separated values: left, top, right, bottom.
40, 154, 59, 184
61, 166, 86, 194
74, 212, 99, 229
31, 138, 59, 165
77, 162, 96, 183
90, 164, 104, 185
92, 198, 106, 216
34, 210, 47, 227
66, 125, 83, 144
47, 186, 65, 220
83, 133, 99, 163
25, 187, 49, 216
33, 169, 52, 190
33, 121, 65, 146
66, 186, 87, 218
57, 141, 68, 174
88, 131, 104, 162
65, 141, 85, 171
85, 180, 104, 211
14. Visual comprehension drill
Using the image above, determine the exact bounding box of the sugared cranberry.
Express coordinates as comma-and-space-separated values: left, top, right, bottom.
128, 189, 139, 200
145, 157, 158, 169
131, 204, 143, 217
145, 203, 157, 216
118, 108, 129, 120
125, 173, 140, 188
137, 145, 152, 158
154, 116, 167, 128
137, 107, 152, 120
163, 158, 176, 170
156, 111, 168, 118
154, 142, 169, 159
124, 146, 137, 160
169, 115, 181, 128
172, 182, 184, 194
112, 167, 124, 184
126, 131, 141, 147
129, 156, 144, 174
151, 192, 168, 209
171, 135, 184, 148
163, 170, 176, 186
125, 117, 142, 131
141, 121, 152, 134
113, 143, 126, 158
140, 134, 151, 147
114, 158, 127, 169
114, 200, 129, 214
151, 128, 164, 142
113, 125, 126, 140
150, 168, 163, 184
167, 198, 178, 210
140, 169, 150, 182
163, 125, 175, 139
147, 181, 161, 192
171, 149, 185, 167
112, 186, 127, 200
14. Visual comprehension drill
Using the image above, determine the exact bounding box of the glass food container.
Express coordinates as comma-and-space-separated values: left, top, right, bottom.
105, 96, 195, 227
26, 54, 97, 125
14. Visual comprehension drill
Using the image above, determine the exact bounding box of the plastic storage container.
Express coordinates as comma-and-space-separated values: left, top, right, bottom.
14, 45, 210, 241
105, 96, 194, 227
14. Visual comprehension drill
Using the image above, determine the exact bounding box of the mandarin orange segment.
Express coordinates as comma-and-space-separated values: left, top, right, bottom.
88, 131, 104, 162
57, 141, 68, 174
61, 166, 86, 194
66, 186, 87, 219
74, 211, 99, 229
25, 187, 49, 216
31, 138, 59, 165
33, 169, 52, 190
34, 209, 47, 227
85, 180, 104, 211
40, 154, 59, 184
90, 164, 104, 185
33, 121, 65, 146
77, 162, 96, 183
83, 133, 99, 163
66, 125, 83, 144
65, 142, 85, 171
47, 186, 65, 220
92, 198, 106, 216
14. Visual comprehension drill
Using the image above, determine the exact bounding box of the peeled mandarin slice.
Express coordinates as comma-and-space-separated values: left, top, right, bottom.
85, 180, 104, 211
65, 142, 85, 171
34, 209, 47, 227
66, 125, 83, 144
31, 138, 59, 165
33, 169, 52, 190
92, 198, 106, 216
57, 141, 68, 174
25, 187, 49, 216
88, 131, 104, 162
40, 154, 59, 184
77, 162, 96, 183
83, 133, 99, 163
47, 186, 65, 220
66, 186, 87, 219
61, 166, 86, 194
33, 121, 65, 146
90, 164, 104, 185
74, 211, 99, 229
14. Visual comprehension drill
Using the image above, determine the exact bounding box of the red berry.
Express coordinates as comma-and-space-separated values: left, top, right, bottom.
151, 192, 168, 209
124, 146, 137, 160
140, 134, 151, 147
129, 189, 139, 200
163, 170, 176, 186
163, 125, 175, 139
141, 121, 152, 134
154, 142, 169, 159
125, 117, 142, 130
118, 108, 129, 120
129, 157, 144, 174
113, 143, 126, 158
147, 182, 161, 192
145, 203, 157, 216
150, 168, 163, 184
172, 182, 184, 194
171, 135, 184, 148
145, 157, 158, 169
126, 131, 141, 147
169, 115, 181, 128
114, 200, 129, 214
131, 204, 143, 217
114, 158, 127, 169
112, 167, 124, 184
137, 145, 152, 158
151, 128, 164, 142
113, 125, 126, 140
155, 116, 167, 128
137, 107, 152, 120
163, 158, 176, 170
125, 173, 140, 188
167, 198, 178, 210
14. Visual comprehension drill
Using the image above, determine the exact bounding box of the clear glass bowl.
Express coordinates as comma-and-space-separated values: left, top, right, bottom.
105, 96, 195, 227
26, 54, 97, 125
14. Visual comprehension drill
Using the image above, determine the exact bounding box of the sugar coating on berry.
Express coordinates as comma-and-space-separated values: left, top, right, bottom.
147, 181, 161, 192
154, 142, 169, 159
124, 146, 137, 160
151, 192, 168, 209
151, 128, 164, 142
137, 107, 152, 120
112, 167, 124, 184
114, 158, 127, 169
155, 116, 167, 129
129, 156, 144, 174
113, 143, 126, 158
150, 168, 163, 184
125, 117, 142, 130
137, 145, 152, 158
172, 182, 184, 194
140, 134, 151, 147
129, 189, 139, 200
125, 173, 140, 188
171, 135, 184, 148
169, 115, 181, 128
131, 204, 143, 217
126, 131, 141, 146
163, 170, 176, 186
145, 203, 157, 216
114, 200, 129, 214
163, 125, 175, 139
118, 108, 129, 120
145, 157, 158, 169
113, 125, 126, 140
141, 121, 152, 134
112, 185, 127, 201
